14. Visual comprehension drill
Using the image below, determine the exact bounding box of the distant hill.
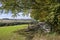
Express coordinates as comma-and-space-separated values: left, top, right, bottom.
0, 18, 36, 23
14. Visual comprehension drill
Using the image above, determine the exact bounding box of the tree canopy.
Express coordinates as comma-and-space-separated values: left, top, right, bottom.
0, 0, 60, 32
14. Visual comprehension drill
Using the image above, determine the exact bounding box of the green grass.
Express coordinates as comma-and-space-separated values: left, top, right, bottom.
0, 24, 60, 40
0, 25, 28, 40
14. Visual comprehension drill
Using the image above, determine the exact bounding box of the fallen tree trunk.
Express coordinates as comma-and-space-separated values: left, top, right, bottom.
27, 22, 51, 33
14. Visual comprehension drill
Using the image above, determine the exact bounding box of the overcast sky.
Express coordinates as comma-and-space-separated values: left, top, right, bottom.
0, 12, 31, 19
0, 3, 31, 19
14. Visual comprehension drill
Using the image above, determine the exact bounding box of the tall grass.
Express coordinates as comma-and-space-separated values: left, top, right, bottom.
32, 33, 60, 40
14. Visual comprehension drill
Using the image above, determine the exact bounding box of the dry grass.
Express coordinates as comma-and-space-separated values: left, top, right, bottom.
32, 33, 60, 40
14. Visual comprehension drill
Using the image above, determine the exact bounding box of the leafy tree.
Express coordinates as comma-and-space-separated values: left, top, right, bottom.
0, 0, 60, 32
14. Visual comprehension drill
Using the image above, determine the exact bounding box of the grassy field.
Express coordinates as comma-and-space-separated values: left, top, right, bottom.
0, 24, 60, 40
0, 25, 28, 40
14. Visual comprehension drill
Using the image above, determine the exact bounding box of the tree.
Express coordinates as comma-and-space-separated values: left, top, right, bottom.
30, 0, 60, 32
0, 0, 60, 32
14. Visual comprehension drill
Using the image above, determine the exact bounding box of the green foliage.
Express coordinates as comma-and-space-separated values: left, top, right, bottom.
30, 0, 60, 32
0, 0, 60, 32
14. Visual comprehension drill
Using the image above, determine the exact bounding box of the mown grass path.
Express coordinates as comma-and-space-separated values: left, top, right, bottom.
0, 25, 28, 40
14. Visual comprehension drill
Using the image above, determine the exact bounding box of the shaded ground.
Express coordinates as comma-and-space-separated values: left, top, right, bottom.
15, 29, 35, 40
15, 28, 60, 40
15, 24, 60, 40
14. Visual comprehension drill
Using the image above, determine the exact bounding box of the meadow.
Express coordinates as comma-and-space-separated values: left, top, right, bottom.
0, 25, 28, 40
0, 24, 60, 40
